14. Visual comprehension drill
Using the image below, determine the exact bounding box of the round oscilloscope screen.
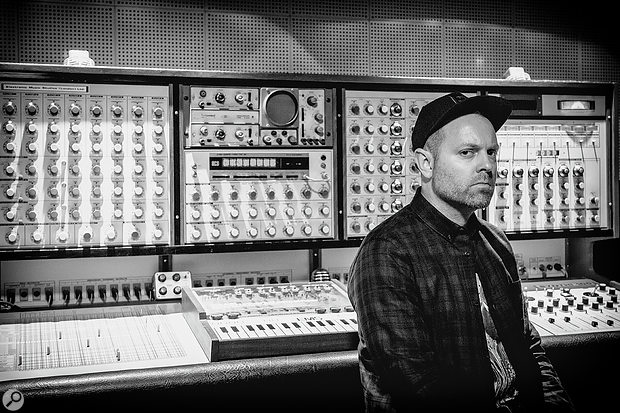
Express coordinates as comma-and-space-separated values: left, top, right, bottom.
264, 90, 298, 127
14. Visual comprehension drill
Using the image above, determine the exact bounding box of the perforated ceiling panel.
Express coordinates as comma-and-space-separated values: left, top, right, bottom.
515, 29, 579, 80
208, 0, 289, 15
445, 0, 512, 26
370, 0, 442, 21
292, 0, 368, 19
207, 13, 289, 72
0, 5, 18, 62
117, 7, 205, 69
445, 25, 512, 78
292, 18, 368, 75
18, 2, 114, 65
370, 22, 442, 77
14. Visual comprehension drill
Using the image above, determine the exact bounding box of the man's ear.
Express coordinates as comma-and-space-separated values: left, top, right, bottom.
413, 148, 434, 179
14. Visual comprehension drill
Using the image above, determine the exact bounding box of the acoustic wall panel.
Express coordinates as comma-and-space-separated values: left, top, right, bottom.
445, 25, 513, 78
0, 5, 18, 63
292, 0, 368, 19
117, 0, 203, 9
370, 22, 442, 77
515, 29, 579, 81
117, 7, 205, 69
17, 3, 114, 65
370, 0, 442, 21
206, 13, 289, 73
208, 0, 290, 15
581, 39, 620, 82
292, 19, 368, 75
445, 0, 512, 26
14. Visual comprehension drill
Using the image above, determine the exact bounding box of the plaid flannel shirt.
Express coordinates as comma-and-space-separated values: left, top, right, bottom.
347, 190, 574, 413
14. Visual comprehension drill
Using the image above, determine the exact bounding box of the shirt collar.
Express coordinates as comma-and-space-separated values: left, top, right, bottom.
408, 188, 481, 240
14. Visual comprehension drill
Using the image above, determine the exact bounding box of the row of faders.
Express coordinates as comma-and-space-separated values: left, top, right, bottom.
488, 95, 609, 233
344, 91, 450, 238
0, 82, 171, 248
181, 85, 336, 243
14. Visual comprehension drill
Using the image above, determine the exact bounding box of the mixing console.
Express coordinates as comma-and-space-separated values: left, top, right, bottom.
182, 280, 358, 361
0, 82, 171, 249
0, 303, 208, 381
523, 278, 619, 336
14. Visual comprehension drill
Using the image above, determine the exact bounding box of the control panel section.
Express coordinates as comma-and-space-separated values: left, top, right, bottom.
183, 85, 334, 148
0, 82, 172, 249
183, 149, 335, 243
489, 118, 609, 233
344, 91, 451, 238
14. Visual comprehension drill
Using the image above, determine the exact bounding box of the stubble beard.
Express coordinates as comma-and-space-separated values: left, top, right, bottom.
432, 170, 496, 212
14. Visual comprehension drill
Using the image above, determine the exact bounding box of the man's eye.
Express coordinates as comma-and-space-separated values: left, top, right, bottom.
460, 150, 472, 156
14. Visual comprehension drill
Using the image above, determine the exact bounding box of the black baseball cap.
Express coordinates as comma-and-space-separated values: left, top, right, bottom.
410, 92, 512, 151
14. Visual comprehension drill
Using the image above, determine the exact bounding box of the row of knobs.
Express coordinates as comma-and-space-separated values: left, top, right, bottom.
2, 120, 165, 137
498, 211, 599, 224
190, 204, 330, 221
350, 140, 403, 156
4, 181, 166, 200
350, 179, 407, 195
349, 102, 407, 117
350, 159, 405, 175
190, 186, 330, 201
190, 222, 330, 240
2, 101, 164, 119
351, 199, 403, 214
4, 224, 165, 245
4, 159, 166, 179
349, 122, 403, 136
500, 164, 584, 179
4, 203, 166, 223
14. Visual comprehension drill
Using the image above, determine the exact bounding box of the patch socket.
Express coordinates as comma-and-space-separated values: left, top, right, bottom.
526, 256, 565, 279
190, 270, 292, 288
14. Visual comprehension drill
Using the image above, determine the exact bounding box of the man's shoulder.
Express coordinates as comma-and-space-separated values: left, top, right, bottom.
478, 217, 509, 241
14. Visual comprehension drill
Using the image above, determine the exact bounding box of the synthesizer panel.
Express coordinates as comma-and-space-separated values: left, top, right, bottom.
342, 91, 481, 238
180, 85, 336, 244
0, 82, 172, 249
182, 280, 358, 361
488, 94, 609, 233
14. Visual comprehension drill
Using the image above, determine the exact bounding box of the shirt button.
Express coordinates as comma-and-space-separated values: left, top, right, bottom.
464, 251, 470, 256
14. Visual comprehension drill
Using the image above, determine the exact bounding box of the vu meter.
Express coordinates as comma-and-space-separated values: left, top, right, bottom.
181, 85, 336, 244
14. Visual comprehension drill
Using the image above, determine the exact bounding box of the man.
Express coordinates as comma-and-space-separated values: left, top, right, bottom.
347, 92, 574, 413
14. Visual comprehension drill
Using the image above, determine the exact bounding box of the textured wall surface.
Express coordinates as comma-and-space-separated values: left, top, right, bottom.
1, 0, 618, 82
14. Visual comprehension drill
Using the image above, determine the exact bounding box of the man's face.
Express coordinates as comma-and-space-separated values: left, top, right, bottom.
431, 113, 498, 211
